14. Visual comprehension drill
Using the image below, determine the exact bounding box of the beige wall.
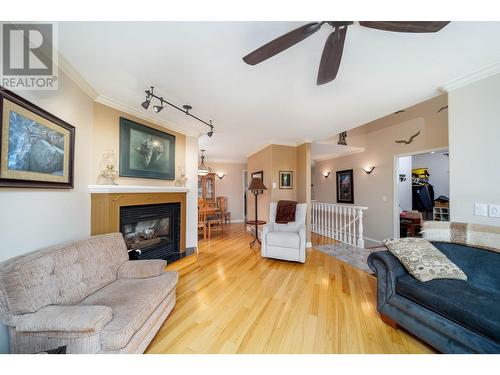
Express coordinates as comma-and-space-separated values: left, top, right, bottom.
246, 144, 311, 226
271, 145, 297, 202
247, 145, 272, 221
92, 102, 186, 185
313, 94, 448, 244
449, 73, 500, 225
208, 161, 246, 222
296, 143, 312, 240
0, 71, 94, 352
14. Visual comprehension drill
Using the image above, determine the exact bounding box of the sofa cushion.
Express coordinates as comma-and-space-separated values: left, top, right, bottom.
433, 242, 500, 293
383, 237, 467, 282
15, 305, 112, 334
396, 274, 500, 343
267, 231, 300, 249
80, 271, 178, 351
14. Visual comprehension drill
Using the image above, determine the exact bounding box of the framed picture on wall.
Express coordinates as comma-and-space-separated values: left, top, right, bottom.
336, 169, 354, 204
251, 170, 263, 181
279, 170, 293, 189
0, 88, 75, 188
119, 117, 175, 180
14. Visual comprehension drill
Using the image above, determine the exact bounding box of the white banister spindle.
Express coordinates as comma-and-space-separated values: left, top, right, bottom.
311, 202, 367, 249
353, 209, 357, 246
347, 207, 353, 245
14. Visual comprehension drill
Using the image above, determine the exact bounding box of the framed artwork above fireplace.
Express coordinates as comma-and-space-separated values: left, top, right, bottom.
119, 117, 175, 180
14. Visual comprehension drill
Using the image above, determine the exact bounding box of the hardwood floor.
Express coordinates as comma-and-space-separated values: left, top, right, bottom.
146, 224, 435, 354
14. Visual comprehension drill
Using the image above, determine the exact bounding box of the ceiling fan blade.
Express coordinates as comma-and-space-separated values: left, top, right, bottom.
317, 26, 347, 85
243, 22, 322, 65
359, 21, 450, 33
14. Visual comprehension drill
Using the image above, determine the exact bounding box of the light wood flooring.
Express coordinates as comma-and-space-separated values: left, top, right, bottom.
146, 224, 435, 354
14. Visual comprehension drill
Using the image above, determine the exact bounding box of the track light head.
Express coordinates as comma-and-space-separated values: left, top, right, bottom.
153, 105, 164, 113
141, 99, 151, 110
207, 130, 213, 137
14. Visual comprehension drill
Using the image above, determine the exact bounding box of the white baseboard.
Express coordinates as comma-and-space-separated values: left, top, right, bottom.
231, 219, 244, 223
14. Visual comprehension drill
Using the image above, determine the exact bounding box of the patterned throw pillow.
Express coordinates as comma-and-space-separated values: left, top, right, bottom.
383, 237, 467, 282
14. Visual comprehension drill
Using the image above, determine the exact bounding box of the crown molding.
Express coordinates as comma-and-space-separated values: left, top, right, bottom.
95, 95, 201, 138
56, 54, 98, 100
440, 61, 500, 92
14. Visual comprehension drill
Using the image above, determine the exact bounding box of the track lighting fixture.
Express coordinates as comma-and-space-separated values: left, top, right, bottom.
153, 104, 164, 113
141, 86, 215, 137
141, 99, 151, 110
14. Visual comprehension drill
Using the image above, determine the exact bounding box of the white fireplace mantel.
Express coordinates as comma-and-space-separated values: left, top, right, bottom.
88, 185, 189, 194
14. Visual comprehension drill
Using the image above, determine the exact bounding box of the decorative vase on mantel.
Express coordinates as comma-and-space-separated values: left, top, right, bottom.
174, 167, 188, 187
99, 150, 119, 185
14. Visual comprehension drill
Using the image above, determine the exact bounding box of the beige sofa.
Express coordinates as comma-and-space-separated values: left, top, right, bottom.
0, 233, 178, 354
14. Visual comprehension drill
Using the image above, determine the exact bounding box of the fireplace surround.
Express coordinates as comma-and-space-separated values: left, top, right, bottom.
90, 186, 187, 260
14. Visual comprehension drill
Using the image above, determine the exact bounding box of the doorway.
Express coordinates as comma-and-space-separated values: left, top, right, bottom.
394, 148, 450, 238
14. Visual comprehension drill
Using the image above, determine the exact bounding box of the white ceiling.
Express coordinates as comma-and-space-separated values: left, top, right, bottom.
58, 21, 500, 162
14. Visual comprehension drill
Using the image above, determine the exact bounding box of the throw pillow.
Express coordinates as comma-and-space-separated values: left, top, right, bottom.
383, 237, 467, 282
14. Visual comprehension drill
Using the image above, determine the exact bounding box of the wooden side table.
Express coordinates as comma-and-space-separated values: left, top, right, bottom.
246, 220, 266, 248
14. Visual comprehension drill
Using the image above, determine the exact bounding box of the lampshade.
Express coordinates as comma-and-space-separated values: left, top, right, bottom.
248, 177, 267, 192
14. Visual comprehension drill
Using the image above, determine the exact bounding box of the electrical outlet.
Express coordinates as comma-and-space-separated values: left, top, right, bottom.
489, 204, 500, 218
475, 203, 488, 217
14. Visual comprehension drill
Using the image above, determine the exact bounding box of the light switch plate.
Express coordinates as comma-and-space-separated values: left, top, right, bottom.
475, 203, 488, 217
489, 204, 500, 218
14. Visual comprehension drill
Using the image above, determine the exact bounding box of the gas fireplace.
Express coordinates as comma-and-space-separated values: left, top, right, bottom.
120, 202, 181, 263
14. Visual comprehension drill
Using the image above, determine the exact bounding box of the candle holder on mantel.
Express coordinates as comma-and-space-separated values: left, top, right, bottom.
99, 150, 118, 185
175, 167, 188, 187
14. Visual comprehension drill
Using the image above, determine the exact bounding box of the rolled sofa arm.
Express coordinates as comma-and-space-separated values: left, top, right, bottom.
117, 260, 167, 279
367, 250, 408, 311
15, 305, 112, 334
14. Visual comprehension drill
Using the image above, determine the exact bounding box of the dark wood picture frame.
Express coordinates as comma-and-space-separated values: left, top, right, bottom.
251, 170, 263, 181
0, 88, 75, 189
279, 170, 293, 189
336, 169, 354, 204
119, 117, 176, 180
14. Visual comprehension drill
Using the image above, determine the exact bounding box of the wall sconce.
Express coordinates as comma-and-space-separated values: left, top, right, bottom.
363, 166, 375, 174
216, 173, 225, 179
322, 171, 331, 178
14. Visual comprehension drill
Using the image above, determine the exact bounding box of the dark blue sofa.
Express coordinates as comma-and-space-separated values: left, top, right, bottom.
367, 242, 500, 353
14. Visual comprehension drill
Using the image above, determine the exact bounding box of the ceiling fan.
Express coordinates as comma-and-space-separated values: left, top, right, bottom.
242, 21, 450, 85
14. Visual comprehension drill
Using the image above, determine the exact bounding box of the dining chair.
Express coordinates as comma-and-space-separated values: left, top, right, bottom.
216, 196, 231, 225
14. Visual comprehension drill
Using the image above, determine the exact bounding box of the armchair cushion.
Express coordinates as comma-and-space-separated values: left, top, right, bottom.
15, 305, 112, 334
267, 232, 300, 249
117, 260, 167, 279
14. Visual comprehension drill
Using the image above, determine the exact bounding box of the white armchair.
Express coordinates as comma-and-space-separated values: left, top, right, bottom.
261, 202, 307, 263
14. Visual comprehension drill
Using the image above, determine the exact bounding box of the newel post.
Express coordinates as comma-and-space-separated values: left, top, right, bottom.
357, 208, 364, 248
